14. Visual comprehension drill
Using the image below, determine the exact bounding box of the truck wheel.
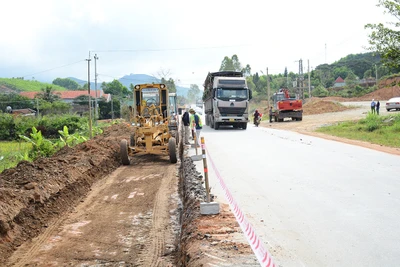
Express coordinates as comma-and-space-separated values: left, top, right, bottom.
298, 117, 303, 121
210, 117, 214, 128
242, 123, 247, 130
214, 121, 219, 130
120, 139, 130, 165
168, 138, 177, 163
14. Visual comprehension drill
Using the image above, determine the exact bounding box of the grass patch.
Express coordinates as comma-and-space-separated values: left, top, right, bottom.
0, 78, 66, 92
316, 112, 400, 147
0, 141, 32, 173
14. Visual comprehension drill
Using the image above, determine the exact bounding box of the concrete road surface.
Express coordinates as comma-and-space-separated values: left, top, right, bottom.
199, 122, 400, 267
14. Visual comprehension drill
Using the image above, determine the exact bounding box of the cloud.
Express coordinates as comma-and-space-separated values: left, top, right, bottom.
0, 0, 389, 87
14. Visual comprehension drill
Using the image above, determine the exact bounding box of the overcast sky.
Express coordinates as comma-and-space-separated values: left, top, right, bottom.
0, 0, 389, 88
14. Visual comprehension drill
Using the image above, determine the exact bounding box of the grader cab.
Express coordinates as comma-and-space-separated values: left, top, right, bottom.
120, 83, 177, 165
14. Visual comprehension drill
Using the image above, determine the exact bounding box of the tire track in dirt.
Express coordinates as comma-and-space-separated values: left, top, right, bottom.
6, 157, 179, 266
143, 163, 176, 267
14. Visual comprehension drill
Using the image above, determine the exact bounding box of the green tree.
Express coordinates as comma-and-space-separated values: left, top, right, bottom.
219, 54, 244, 72
242, 64, 251, 76
344, 71, 358, 88
102, 79, 129, 98
52, 78, 80, 90
187, 84, 201, 103
364, 69, 373, 78
312, 85, 329, 97
365, 0, 400, 69
0, 93, 34, 111
36, 86, 60, 103
161, 78, 177, 93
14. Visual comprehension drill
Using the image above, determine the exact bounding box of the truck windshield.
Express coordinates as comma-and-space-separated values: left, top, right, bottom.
142, 88, 160, 106
216, 88, 247, 101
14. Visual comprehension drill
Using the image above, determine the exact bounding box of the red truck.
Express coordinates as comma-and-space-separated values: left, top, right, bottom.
272, 88, 303, 122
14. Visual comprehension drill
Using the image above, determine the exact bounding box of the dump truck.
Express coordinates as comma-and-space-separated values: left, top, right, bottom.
272, 88, 303, 122
203, 71, 252, 130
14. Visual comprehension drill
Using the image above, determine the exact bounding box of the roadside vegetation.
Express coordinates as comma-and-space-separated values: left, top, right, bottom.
0, 114, 117, 173
316, 113, 400, 148
0, 78, 66, 92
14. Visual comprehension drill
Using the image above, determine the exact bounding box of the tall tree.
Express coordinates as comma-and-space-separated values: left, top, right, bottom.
242, 64, 251, 76
36, 86, 60, 103
219, 56, 234, 71
156, 68, 177, 93
187, 84, 201, 103
102, 80, 129, 98
52, 78, 80, 90
161, 78, 177, 93
365, 0, 400, 69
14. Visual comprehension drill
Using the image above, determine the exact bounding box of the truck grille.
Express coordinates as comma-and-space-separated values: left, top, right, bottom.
218, 107, 246, 116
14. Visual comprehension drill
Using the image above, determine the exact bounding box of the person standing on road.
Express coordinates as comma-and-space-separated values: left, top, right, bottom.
371, 99, 376, 114
376, 100, 380, 115
182, 109, 190, 145
269, 106, 273, 123
189, 108, 202, 147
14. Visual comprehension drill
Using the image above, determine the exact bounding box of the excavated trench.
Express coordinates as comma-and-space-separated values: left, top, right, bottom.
0, 123, 208, 266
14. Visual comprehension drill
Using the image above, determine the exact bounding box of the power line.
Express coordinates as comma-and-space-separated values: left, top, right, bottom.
91, 44, 252, 53
21, 59, 86, 79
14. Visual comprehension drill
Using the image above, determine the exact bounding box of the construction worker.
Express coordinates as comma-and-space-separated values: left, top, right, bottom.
189, 108, 202, 147
181, 109, 190, 145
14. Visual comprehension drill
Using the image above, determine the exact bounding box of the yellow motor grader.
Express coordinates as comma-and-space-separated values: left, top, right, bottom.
120, 83, 177, 165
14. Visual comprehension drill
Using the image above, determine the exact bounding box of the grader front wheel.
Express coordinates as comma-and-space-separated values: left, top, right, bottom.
168, 138, 177, 163
120, 139, 130, 165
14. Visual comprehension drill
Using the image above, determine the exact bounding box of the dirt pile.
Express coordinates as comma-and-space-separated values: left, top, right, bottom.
303, 99, 354, 115
178, 156, 255, 266
0, 123, 132, 265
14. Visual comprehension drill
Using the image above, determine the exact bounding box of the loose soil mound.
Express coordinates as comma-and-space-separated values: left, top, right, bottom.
303, 99, 354, 115
325, 86, 400, 102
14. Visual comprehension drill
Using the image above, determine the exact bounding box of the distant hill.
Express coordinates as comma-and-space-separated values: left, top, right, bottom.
117, 73, 190, 97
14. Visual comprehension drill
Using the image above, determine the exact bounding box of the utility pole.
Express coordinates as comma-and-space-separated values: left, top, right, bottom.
94, 54, 99, 120
266, 67, 270, 109
111, 94, 114, 121
297, 59, 304, 100
375, 64, 378, 85
86, 54, 93, 139
308, 59, 311, 99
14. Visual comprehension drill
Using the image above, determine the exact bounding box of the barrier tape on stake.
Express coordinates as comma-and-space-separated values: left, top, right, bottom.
206, 147, 276, 267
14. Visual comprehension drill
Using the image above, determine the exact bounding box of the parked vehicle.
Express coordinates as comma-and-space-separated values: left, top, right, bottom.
272, 88, 302, 122
203, 71, 252, 130
386, 97, 400, 111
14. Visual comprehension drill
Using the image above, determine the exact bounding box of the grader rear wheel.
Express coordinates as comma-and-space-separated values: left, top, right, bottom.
120, 139, 130, 165
168, 138, 177, 163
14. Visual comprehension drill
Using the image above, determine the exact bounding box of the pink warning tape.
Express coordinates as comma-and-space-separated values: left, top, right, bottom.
206, 147, 276, 267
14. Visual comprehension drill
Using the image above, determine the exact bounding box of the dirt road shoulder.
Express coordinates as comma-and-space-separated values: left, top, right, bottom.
261, 107, 400, 156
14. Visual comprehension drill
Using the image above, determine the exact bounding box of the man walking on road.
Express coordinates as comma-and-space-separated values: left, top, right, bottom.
182, 109, 190, 145
371, 99, 376, 114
